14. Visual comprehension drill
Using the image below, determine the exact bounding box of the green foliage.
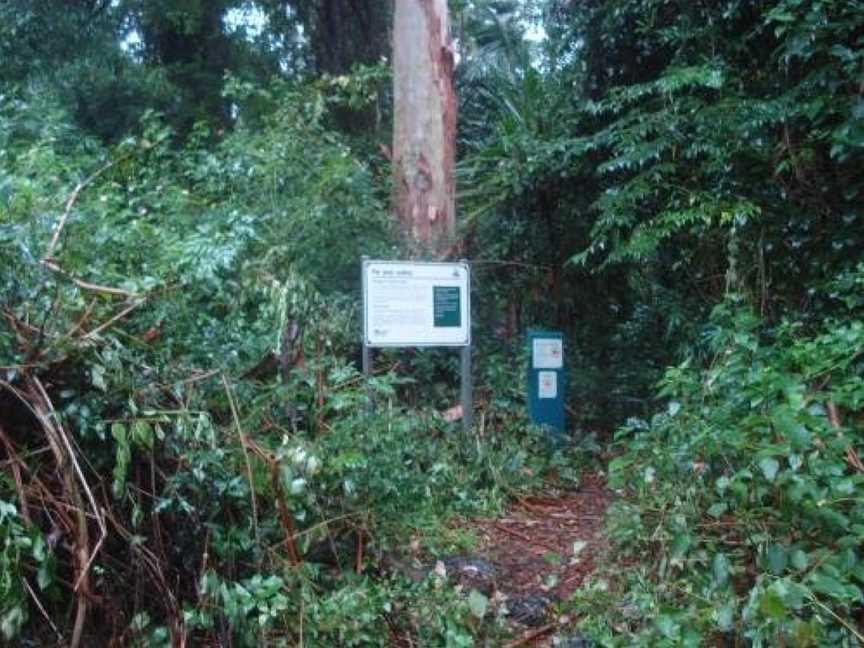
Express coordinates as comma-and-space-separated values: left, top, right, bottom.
0, 65, 574, 644
464, 0, 864, 431
0, 501, 55, 642
573, 278, 864, 644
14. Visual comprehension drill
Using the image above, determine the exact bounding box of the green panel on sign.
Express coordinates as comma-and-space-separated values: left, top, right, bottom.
433, 286, 461, 327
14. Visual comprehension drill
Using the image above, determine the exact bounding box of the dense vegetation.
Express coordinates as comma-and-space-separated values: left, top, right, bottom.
1, 0, 862, 645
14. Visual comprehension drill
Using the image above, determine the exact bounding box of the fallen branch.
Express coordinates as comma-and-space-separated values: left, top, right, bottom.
81, 300, 145, 341
24, 377, 92, 648
0, 424, 31, 526
40, 260, 139, 299
504, 623, 557, 648
494, 523, 532, 543
102, 508, 185, 646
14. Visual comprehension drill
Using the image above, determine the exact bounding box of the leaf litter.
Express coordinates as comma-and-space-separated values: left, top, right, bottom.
461, 472, 613, 644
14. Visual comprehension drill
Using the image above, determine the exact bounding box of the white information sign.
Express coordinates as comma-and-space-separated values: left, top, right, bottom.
532, 338, 563, 369
363, 260, 470, 347
538, 371, 557, 399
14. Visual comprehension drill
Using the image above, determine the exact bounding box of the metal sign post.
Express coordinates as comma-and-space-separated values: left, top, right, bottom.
361, 258, 472, 432
460, 344, 472, 431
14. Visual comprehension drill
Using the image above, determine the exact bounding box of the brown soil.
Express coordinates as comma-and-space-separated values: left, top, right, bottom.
473, 472, 611, 600
470, 472, 613, 645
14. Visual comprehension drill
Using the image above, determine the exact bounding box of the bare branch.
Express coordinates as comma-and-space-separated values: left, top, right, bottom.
43, 159, 118, 261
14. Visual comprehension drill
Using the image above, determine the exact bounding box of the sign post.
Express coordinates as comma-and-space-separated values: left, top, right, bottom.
361, 258, 472, 431
527, 330, 566, 438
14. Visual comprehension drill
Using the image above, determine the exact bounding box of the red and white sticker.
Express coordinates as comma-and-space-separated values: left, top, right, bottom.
533, 338, 563, 369
538, 371, 557, 399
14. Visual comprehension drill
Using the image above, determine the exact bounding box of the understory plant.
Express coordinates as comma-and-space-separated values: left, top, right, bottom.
0, 81, 570, 646
573, 272, 864, 646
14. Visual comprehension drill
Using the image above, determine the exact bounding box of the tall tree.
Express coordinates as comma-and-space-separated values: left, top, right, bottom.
392, 0, 457, 257
137, 0, 236, 131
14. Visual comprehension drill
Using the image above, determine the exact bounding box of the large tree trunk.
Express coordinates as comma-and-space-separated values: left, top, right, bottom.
392, 0, 457, 257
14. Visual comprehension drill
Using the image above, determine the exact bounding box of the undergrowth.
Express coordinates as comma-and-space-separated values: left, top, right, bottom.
571, 270, 864, 646
0, 86, 581, 646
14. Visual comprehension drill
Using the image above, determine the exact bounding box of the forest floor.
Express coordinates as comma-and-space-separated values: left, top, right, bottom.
448, 472, 613, 646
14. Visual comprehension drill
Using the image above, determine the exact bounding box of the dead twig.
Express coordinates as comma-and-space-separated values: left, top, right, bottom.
272, 466, 302, 566
504, 623, 557, 648
22, 577, 64, 642
40, 260, 139, 299
847, 446, 864, 474
43, 158, 119, 261
494, 523, 532, 543
826, 401, 864, 473
0, 424, 32, 526
222, 375, 260, 549
827, 401, 842, 430
355, 532, 364, 575
81, 300, 145, 341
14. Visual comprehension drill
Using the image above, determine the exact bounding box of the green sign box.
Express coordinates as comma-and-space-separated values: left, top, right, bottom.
433, 286, 461, 327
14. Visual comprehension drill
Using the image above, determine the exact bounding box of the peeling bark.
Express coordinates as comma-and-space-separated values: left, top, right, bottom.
393, 0, 457, 257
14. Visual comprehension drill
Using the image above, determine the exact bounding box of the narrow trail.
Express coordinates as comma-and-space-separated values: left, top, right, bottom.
446, 472, 613, 645
474, 472, 611, 602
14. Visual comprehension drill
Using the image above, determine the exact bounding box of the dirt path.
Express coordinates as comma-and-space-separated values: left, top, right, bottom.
457, 472, 612, 645
474, 472, 610, 600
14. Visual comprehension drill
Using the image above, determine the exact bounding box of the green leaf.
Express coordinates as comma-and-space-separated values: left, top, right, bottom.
656, 613, 679, 638
792, 620, 820, 647
111, 422, 127, 444
791, 549, 809, 572
766, 544, 788, 575
572, 541, 588, 557
712, 552, 730, 588
670, 533, 691, 559
759, 589, 786, 620
91, 365, 107, 392
809, 572, 850, 600
468, 590, 488, 619
759, 457, 780, 482
131, 420, 153, 449
707, 502, 728, 518
714, 602, 735, 632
